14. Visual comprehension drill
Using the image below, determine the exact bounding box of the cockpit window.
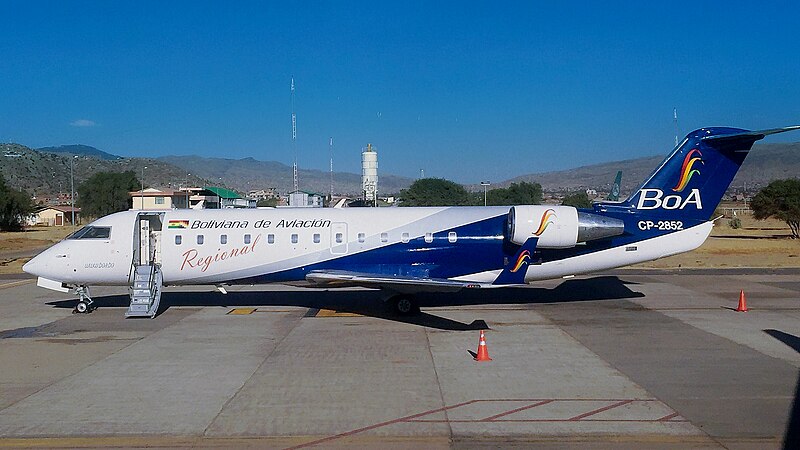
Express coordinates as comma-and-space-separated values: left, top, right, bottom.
67, 226, 111, 240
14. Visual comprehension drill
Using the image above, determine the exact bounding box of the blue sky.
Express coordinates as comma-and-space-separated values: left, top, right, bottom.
2, 1, 799, 183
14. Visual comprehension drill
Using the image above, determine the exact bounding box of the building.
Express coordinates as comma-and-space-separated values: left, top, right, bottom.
287, 190, 324, 208
31, 205, 81, 226
248, 188, 279, 201
204, 186, 255, 208
130, 188, 187, 210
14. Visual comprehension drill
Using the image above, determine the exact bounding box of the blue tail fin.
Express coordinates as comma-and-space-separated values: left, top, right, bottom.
624, 126, 800, 221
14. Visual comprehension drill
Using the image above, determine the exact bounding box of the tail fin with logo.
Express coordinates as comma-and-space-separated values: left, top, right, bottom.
623, 126, 800, 222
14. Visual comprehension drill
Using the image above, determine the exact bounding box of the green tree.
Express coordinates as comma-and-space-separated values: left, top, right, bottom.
0, 174, 34, 231
561, 191, 592, 208
400, 178, 475, 206
77, 171, 140, 218
486, 182, 543, 205
256, 198, 279, 207
750, 179, 800, 238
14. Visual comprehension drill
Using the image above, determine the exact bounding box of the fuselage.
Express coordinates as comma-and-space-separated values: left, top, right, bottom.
22, 204, 712, 288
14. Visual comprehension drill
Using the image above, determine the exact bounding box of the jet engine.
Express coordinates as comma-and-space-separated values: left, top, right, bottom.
507, 205, 624, 248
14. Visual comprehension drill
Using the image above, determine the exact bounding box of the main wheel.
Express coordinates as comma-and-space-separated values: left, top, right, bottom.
75, 301, 89, 314
392, 295, 418, 315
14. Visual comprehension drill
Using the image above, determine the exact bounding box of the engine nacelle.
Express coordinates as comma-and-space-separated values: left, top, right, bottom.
507, 205, 579, 248
507, 206, 625, 248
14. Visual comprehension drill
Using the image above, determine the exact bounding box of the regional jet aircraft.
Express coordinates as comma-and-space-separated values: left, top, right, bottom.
23, 126, 800, 317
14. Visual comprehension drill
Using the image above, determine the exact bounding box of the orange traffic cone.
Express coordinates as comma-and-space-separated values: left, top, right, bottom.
736, 290, 748, 312
474, 330, 492, 361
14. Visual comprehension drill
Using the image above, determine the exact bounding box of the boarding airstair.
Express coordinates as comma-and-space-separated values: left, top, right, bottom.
126, 264, 162, 318
127, 212, 164, 318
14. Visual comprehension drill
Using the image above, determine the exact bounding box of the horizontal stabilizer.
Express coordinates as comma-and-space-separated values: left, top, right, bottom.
702, 125, 800, 143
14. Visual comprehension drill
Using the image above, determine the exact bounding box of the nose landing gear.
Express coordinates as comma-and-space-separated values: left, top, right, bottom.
72, 285, 94, 314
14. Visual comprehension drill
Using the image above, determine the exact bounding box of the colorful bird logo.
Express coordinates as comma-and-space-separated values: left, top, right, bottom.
533, 209, 557, 236
672, 149, 703, 192
510, 250, 531, 273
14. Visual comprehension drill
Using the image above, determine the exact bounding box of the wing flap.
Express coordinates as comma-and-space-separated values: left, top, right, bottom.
306, 270, 489, 292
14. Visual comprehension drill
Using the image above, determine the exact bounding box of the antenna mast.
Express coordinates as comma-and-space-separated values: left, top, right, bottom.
291, 77, 298, 192
329, 137, 334, 201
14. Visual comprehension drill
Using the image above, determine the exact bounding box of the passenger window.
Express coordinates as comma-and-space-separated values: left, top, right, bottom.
175, 235, 182, 245
291, 234, 298, 244
358, 233, 365, 243
380, 232, 388, 243
244, 234, 251, 245
448, 231, 457, 243
268, 234, 275, 244
401, 232, 410, 243
197, 235, 204, 245
425, 232, 433, 243
313, 233, 321, 243
335, 233, 343, 243
220, 234, 227, 244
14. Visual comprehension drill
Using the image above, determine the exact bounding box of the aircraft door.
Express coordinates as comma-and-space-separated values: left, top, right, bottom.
139, 219, 150, 265
330, 222, 348, 255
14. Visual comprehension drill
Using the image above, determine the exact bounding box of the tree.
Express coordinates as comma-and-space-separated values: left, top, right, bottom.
77, 171, 141, 218
0, 174, 34, 231
486, 182, 543, 205
400, 178, 475, 206
750, 179, 800, 239
562, 191, 592, 209
256, 198, 279, 207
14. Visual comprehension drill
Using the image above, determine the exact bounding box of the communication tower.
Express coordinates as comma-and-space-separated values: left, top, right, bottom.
361, 143, 378, 206
329, 137, 334, 201
291, 77, 298, 192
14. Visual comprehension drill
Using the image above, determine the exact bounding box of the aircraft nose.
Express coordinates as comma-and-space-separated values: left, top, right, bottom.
22, 255, 43, 277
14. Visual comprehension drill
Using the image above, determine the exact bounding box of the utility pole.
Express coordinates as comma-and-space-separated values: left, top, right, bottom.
141, 165, 147, 210
70, 156, 77, 229
480, 181, 490, 206
329, 137, 334, 202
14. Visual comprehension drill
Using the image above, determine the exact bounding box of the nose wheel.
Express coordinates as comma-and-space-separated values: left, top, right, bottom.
72, 285, 94, 314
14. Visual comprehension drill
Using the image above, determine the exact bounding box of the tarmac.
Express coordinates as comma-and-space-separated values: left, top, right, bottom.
0, 268, 799, 449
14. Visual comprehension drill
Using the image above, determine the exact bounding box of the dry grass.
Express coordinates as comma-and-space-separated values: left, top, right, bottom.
634, 214, 800, 269
0, 226, 74, 274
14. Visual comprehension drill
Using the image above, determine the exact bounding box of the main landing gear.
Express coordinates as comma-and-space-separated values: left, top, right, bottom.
73, 285, 94, 314
388, 294, 420, 316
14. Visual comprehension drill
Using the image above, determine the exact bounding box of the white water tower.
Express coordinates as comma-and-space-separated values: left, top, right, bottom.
361, 143, 378, 205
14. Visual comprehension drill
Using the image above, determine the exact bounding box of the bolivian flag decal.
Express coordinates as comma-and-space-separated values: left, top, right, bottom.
168, 220, 189, 229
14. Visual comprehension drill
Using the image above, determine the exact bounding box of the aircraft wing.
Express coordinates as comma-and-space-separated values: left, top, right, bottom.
305, 270, 491, 293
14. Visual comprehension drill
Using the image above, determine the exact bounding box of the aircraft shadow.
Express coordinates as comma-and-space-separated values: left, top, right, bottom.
45, 276, 643, 331
764, 329, 800, 450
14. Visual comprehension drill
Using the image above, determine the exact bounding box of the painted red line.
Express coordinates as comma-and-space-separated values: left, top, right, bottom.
286, 400, 477, 449
481, 399, 554, 421
568, 399, 633, 421
657, 411, 681, 421
407, 418, 690, 423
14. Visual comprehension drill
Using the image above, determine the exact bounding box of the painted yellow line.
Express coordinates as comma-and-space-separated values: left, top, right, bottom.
227, 308, 257, 315
0, 279, 34, 290
316, 309, 362, 317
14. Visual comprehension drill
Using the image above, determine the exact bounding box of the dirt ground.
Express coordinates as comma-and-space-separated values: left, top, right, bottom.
1, 215, 797, 275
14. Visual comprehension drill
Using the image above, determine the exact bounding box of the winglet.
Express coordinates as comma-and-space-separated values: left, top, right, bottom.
492, 237, 538, 285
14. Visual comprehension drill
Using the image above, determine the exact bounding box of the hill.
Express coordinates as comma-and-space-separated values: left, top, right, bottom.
158, 155, 415, 196
0, 144, 207, 196
495, 142, 800, 197
37, 144, 122, 160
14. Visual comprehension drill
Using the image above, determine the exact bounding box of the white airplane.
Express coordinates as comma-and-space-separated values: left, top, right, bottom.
23, 126, 800, 318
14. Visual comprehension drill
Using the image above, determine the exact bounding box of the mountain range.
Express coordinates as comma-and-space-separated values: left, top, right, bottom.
2, 141, 799, 199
